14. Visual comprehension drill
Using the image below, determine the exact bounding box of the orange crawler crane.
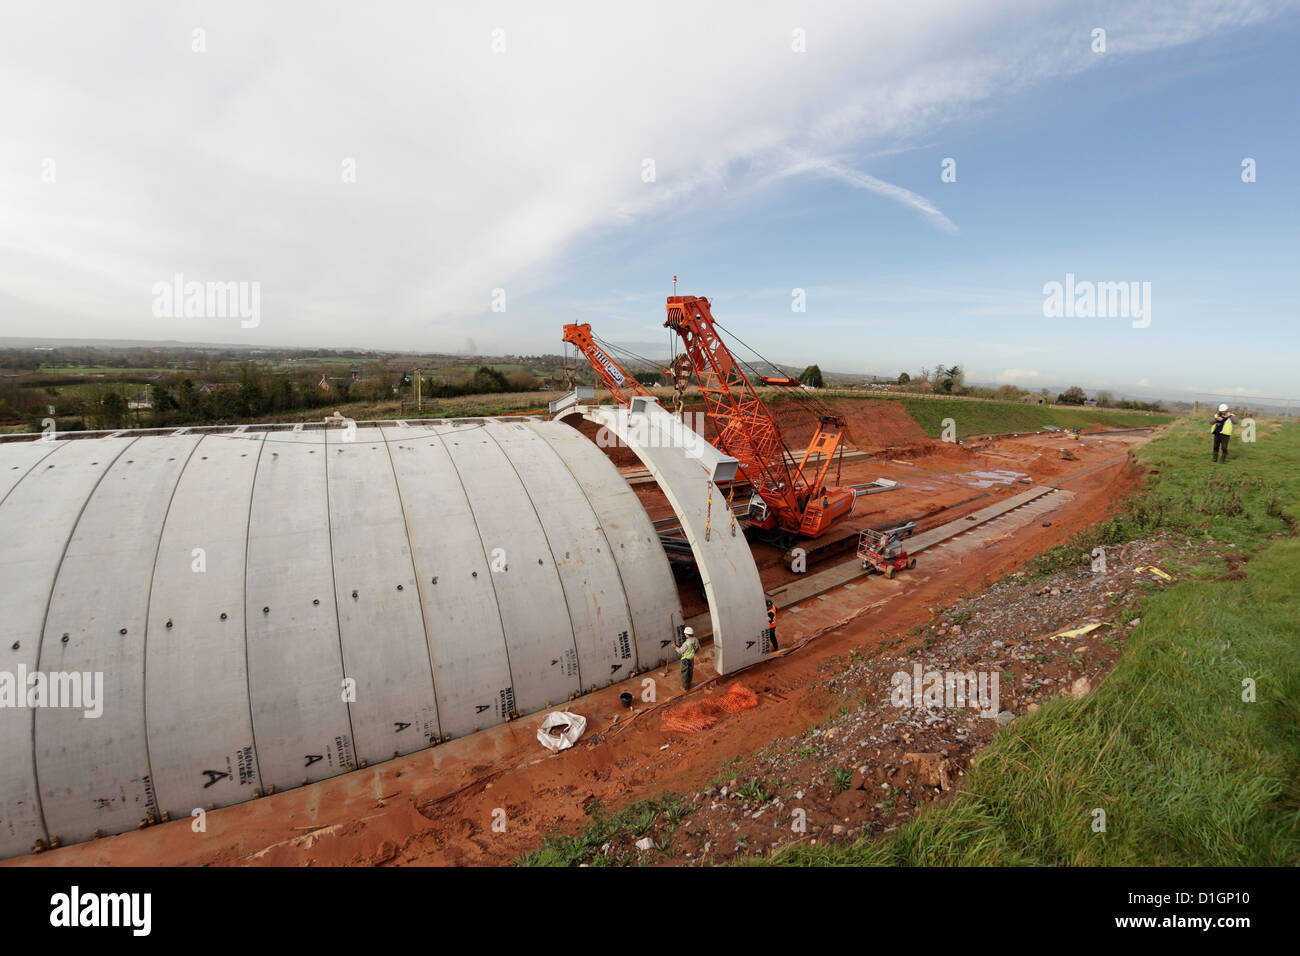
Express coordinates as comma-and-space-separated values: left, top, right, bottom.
664, 294, 856, 543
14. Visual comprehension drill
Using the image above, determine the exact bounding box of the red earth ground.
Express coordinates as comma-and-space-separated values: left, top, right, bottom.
4, 409, 1154, 867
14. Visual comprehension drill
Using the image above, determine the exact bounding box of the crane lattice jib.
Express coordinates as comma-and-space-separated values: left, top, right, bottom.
562, 323, 653, 407
664, 296, 803, 522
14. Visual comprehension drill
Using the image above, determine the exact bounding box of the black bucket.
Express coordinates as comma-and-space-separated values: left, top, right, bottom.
620, 692, 634, 708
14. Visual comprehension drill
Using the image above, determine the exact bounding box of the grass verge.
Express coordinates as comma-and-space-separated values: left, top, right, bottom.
895, 396, 1173, 437
761, 388, 1173, 437
514, 793, 695, 867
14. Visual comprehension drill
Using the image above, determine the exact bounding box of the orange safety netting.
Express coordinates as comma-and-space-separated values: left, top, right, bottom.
661, 683, 759, 733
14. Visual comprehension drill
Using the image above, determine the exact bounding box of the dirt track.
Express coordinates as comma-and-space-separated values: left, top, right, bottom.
5, 421, 1154, 867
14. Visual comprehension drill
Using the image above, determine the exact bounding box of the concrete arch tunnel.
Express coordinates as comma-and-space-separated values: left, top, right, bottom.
0, 406, 770, 859
0, 417, 694, 858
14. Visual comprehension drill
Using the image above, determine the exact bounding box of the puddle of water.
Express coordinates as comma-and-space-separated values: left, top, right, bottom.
962, 469, 1028, 488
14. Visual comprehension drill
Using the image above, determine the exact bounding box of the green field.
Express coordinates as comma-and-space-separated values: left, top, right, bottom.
756, 415, 1299, 866
36, 365, 177, 375
898, 397, 1173, 437
764, 389, 1175, 437
42, 382, 146, 398
431, 362, 542, 380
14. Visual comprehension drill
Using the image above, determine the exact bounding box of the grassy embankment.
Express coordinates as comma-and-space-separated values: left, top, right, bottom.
762, 389, 1176, 437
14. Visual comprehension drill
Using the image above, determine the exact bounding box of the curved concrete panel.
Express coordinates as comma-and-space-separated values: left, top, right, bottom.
381, 424, 515, 738
0, 437, 135, 858
489, 423, 637, 689
439, 424, 581, 715
527, 421, 681, 669
325, 431, 440, 764
245, 430, 356, 789
36, 434, 200, 846
0, 439, 62, 503
570, 401, 769, 675
145, 433, 265, 819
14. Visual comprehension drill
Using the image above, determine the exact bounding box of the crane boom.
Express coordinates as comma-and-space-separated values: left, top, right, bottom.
561, 323, 654, 406
665, 296, 797, 505
664, 294, 855, 539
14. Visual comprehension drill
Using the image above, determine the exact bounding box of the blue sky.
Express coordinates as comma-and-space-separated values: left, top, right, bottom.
1, 1, 1296, 403
549, 12, 1300, 402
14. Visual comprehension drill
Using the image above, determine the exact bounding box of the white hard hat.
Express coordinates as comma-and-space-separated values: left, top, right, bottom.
1218, 403, 1229, 412
682, 627, 695, 637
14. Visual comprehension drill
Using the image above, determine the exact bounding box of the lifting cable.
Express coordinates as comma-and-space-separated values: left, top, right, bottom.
705, 484, 712, 541
590, 333, 670, 377
714, 318, 838, 421
708, 318, 820, 472
711, 316, 849, 485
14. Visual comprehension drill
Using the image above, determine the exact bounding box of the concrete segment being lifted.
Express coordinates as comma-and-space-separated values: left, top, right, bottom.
560, 397, 770, 674
0, 415, 751, 859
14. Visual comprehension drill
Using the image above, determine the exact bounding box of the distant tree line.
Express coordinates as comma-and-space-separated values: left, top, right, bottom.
424, 365, 537, 398
0, 357, 552, 431
889, 365, 1166, 411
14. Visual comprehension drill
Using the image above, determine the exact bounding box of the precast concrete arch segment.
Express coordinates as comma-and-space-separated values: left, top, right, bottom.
567, 400, 770, 675
0, 437, 136, 856
381, 423, 515, 738
36, 433, 202, 848
324, 429, 442, 764
245, 430, 356, 791
486, 422, 638, 692
525, 420, 681, 670
0, 420, 682, 859
144, 432, 267, 821
436, 423, 584, 714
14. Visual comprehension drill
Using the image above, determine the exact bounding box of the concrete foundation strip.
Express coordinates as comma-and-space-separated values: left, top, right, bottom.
683, 486, 1068, 639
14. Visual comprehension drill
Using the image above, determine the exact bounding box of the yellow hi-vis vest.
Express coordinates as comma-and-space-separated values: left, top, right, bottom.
1212, 417, 1234, 436
679, 637, 699, 661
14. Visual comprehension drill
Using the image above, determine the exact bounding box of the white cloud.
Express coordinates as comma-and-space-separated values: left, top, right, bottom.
1185, 384, 1256, 395
997, 368, 1045, 383
0, 0, 1286, 350
768, 155, 958, 233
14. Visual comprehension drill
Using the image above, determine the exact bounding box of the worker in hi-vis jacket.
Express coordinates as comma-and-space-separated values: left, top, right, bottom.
766, 599, 779, 651
674, 626, 700, 691
1211, 403, 1238, 464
